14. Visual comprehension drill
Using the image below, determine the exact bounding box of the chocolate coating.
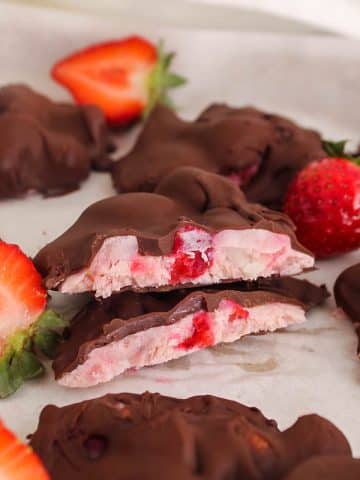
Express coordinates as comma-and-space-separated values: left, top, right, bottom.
53, 277, 328, 379
0, 84, 112, 198
34, 167, 311, 290
30, 392, 351, 480
334, 263, 360, 355
283, 456, 360, 480
111, 104, 324, 210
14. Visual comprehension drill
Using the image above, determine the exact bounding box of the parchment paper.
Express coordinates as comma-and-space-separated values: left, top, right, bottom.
0, 2, 359, 454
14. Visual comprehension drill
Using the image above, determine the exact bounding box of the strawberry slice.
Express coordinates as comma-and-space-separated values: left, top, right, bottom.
0, 242, 46, 350
52, 36, 186, 126
0, 241, 67, 398
0, 421, 49, 479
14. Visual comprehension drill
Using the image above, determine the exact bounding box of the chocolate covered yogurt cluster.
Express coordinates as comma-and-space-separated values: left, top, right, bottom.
0, 84, 113, 198
30, 392, 359, 480
34, 166, 326, 388
112, 104, 325, 210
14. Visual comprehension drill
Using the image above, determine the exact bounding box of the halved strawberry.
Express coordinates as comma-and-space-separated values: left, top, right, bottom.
0, 242, 46, 351
0, 240, 67, 398
0, 421, 49, 479
52, 36, 186, 126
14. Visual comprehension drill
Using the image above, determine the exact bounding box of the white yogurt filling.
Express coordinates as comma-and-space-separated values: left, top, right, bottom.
60, 229, 313, 298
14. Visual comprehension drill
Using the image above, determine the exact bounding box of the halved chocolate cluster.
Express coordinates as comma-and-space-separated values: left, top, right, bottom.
35, 168, 314, 295
35, 168, 326, 388
53, 278, 328, 387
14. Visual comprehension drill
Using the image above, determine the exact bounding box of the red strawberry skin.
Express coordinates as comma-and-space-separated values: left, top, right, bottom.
284, 158, 360, 258
0, 421, 49, 479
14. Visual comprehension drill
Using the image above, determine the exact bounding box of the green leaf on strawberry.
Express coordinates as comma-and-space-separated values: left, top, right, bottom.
323, 139, 360, 165
0, 332, 44, 399
33, 309, 69, 359
145, 40, 187, 118
35, 309, 68, 331
0, 358, 19, 399
0, 309, 68, 398
12, 350, 44, 380
34, 330, 63, 359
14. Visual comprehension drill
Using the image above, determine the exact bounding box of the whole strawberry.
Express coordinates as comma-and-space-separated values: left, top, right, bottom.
284, 141, 360, 258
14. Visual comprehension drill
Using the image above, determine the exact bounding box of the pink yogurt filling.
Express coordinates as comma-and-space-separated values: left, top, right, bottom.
60, 226, 314, 298
57, 299, 305, 388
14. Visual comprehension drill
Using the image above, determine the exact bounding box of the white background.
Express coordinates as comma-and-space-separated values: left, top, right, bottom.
2, 0, 358, 35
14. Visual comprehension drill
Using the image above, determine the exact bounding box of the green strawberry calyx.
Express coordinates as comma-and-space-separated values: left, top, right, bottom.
144, 40, 187, 118
323, 140, 360, 166
0, 310, 68, 399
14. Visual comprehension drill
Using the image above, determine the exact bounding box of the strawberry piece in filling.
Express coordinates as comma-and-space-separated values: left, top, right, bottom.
178, 311, 214, 350
220, 298, 250, 322
171, 225, 213, 284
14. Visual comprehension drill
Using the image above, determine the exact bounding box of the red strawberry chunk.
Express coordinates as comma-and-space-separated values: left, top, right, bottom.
222, 299, 249, 322
178, 311, 214, 350
171, 225, 213, 284
171, 251, 211, 284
